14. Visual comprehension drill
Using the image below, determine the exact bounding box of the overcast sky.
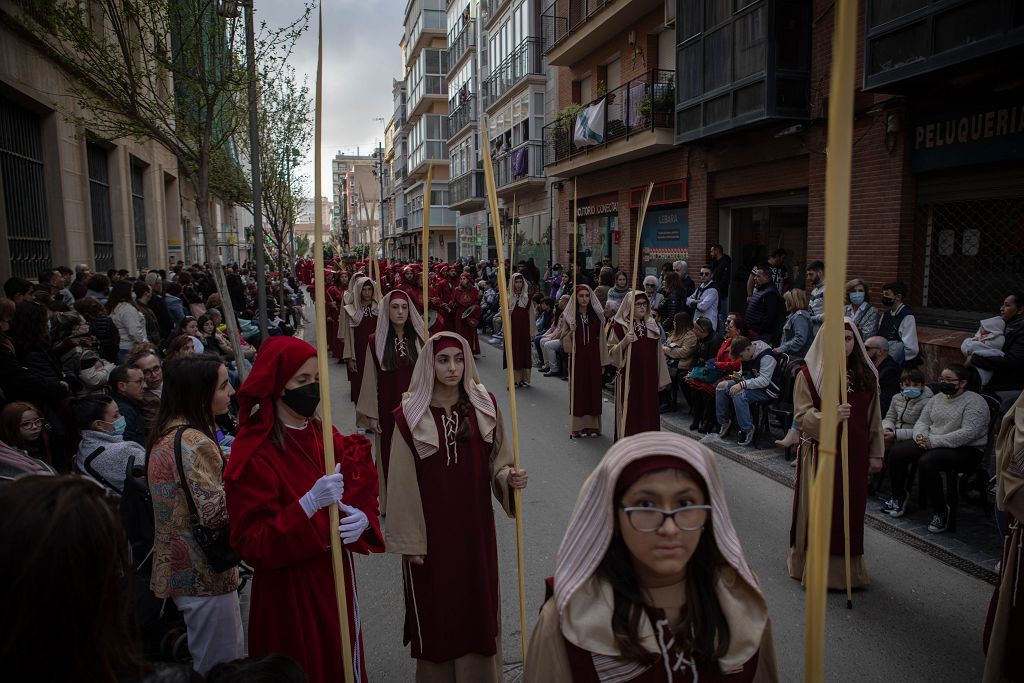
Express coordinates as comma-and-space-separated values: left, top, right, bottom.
255, 0, 404, 198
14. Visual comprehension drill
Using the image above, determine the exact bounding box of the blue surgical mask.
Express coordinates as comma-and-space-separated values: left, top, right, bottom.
849, 292, 865, 306
901, 386, 922, 399
104, 416, 127, 436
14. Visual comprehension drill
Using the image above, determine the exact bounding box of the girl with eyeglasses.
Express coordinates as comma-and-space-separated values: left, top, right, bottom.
0, 402, 52, 468
525, 432, 778, 681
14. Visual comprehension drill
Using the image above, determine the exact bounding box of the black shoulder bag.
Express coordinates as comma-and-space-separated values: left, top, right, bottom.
172, 426, 240, 573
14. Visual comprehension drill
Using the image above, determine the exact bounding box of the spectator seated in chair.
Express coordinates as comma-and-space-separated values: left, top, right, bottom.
108, 364, 148, 448
967, 291, 1023, 411
714, 335, 782, 447
865, 335, 902, 415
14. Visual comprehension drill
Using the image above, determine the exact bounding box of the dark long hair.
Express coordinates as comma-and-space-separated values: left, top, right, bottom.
0, 476, 145, 681
382, 323, 421, 371
11, 300, 51, 355
597, 469, 730, 667
148, 354, 225, 451
105, 280, 135, 313
846, 327, 877, 393
945, 363, 982, 394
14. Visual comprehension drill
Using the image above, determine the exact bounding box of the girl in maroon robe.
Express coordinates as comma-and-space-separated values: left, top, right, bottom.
326, 271, 347, 361
452, 273, 482, 356
341, 276, 380, 405
504, 272, 536, 387
224, 336, 384, 683
609, 291, 670, 439
560, 284, 610, 438
525, 432, 779, 682
386, 332, 529, 683
357, 290, 426, 504
788, 319, 884, 590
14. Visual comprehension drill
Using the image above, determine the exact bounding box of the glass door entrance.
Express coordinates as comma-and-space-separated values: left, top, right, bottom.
727, 204, 808, 312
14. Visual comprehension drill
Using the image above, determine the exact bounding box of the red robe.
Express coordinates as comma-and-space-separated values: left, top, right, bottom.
435, 280, 456, 332
327, 285, 347, 360
366, 332, 416, 480
570, 313, 605, 419
393, 401, 503, 662
224, 424, 384, 683
452, 286, 482, 355
506, 304, 533, 371
612, 321, 662, 437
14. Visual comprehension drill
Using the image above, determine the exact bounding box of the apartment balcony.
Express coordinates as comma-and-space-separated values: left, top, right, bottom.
409, 205, 458, 230
395, 217, 409, 234
449, 170, 486, 212
408, 73, 448, 119
447, 91, 477, 141
493, 140, 545, 197
541, 0, 662, 67
481, 0, 511, 30
482, 37, 544, 112
394, 104, 407, 131
408, 8, 446, 56
543, 69, 675, 178
447, 19, 476, 74
407, 141, 449, 178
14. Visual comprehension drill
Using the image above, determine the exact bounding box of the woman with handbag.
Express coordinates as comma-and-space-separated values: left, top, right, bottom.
147, 353, 243, 675
225, 336, 384, 683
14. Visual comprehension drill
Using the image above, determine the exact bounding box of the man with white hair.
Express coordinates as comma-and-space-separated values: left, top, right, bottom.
672, 260, 696, 299
70, 263, 91, 300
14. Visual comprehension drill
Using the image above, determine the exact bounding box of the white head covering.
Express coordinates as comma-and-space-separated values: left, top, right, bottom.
509, 272, 530, 309
374, 289, 426, 363
554, 432, 769, 675
673, 260, 688, 274
802, 316, 877, 397
399, 331, 496, 459
612, 291, 660, 338
561, 284, 604, 331
344, 275, 381, 326
642, 275, 660, 289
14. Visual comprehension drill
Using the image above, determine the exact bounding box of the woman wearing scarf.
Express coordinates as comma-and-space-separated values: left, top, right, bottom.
386, 332, 529, 682
561, 284, 610, 438
452, 272, 483, 356
340, 276, 381, 405
983, 391, 1024, 683
505, 272, 536, 388
609, 291, 670, 438
788, 319, 884, 589
357, 290, 426, 502
525, 432, 778, 682
326, 270, 350, 361
223, 336, 384, 683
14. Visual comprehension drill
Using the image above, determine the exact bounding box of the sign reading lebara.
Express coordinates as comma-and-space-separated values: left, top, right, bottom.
911, 102, 1024, 172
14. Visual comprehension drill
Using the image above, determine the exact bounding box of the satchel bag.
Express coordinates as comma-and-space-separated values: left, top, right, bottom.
172, 426, 240, 573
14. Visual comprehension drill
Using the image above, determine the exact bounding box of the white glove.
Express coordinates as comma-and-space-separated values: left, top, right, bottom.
337, 502, 369, 544
299, 464, 345, 518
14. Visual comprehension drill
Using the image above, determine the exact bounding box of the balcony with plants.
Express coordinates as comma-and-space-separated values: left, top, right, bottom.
543, 69, 675, 177
540, 0, 664, 67
481, 37, 543, 112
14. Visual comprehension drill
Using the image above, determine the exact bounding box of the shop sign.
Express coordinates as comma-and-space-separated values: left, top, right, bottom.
577, 202, 618, 217
911, 102, 1024, 172
640, 209, 689, 266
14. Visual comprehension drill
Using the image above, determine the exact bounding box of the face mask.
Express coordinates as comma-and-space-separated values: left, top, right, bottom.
938, 382, 960, 396
901, 386, 922, 399
281, 383, 321, 418
104, 416, 127, 436
881, 296, 895, 307
849, 292, 865, 306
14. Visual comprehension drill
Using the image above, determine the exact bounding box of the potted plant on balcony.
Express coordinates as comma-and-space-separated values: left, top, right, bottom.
552, 102, 583, 159
638, 82, 675, 128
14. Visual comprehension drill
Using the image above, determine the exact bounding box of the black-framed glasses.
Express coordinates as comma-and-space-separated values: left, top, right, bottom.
621, 504, 712, 532
19, 418, 45, 429
141, 366, 162, 376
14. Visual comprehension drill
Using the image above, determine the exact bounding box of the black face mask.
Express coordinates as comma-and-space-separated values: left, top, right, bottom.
281, 383, 321, 418
938, 381, 960, 396
881, 296, 895, 307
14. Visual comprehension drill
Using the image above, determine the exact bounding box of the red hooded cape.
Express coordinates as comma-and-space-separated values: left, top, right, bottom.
224, 336, 383, 683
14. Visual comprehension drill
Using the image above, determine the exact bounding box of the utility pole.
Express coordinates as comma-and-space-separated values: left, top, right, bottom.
242, 0, 268, 341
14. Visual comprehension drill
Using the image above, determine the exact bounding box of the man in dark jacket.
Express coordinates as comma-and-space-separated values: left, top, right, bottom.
145, 273, 173, 342
109, 364, 148, 447
970, 291, 1024, 406
709, 244, 732, 317
744, 264, 784, 346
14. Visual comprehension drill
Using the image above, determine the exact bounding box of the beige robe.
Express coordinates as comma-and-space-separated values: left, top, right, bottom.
524, 576, 779, 682
787, 372, 884, 590
984, 393, 1024, 683
386, 396, 516, 683
608, 324, 671, 437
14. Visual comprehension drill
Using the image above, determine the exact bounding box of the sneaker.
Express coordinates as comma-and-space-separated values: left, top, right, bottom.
882, 498, 905, 517
717, 419, 732, 438
927, 513, 948, 533
737, 430, 755, 447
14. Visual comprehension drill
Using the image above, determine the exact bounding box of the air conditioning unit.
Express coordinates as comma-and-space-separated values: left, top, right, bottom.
664, 0, 676, 26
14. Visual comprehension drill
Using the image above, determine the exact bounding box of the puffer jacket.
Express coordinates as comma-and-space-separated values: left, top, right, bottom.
882, 386, 934, 441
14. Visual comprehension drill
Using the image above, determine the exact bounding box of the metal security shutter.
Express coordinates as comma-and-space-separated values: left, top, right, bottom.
0, 95, 52, 279
130, 162, 148, 268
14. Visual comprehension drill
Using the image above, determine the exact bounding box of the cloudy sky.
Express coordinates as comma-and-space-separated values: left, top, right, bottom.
255, 0, 404, 197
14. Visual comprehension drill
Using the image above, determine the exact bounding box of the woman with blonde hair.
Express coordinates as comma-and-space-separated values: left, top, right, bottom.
776, 288, 814, 358
844, 278, 879, 340
525, 432, 778, 681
